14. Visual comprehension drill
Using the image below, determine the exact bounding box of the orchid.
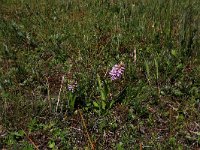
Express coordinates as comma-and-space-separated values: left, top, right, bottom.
67, 81, 77, 92
109, 63, 125, 80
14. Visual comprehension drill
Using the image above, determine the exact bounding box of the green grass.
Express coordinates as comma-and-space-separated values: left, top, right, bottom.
0, 0, 200, 149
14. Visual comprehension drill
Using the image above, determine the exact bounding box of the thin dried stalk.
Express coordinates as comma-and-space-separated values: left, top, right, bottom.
133, 47, 137, 65
56, 75, 65, 112
24, 130, 39, 150
78, 109, 95, 150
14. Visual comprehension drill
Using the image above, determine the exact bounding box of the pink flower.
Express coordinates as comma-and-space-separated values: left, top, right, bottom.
109, 63, 125, 80
68, 81, 77, 92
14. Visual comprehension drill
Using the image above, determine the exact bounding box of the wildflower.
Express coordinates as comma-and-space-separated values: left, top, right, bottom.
109, 63, 125, 80
67, 81, 77, 92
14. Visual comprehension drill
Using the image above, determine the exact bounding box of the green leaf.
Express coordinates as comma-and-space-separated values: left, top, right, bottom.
68, 92, 77, 111
116, 142, 124, 150
48, 141, 55, 148
97, 74, 106, 101
103, 80, 109, 98
171, 49, 177, 57
13, 130, 25, 137
102, 101, 106, 110
192, 132, 200, 136
93, 101, 99, 108
154, 58, 159, 80
173, 89, 183, 96
109, 100, 115, 109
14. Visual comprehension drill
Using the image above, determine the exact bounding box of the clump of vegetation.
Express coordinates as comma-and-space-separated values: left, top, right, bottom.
0, 0, 199, 149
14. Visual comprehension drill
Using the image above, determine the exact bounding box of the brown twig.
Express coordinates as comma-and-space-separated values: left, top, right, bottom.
78, 109, 95, 150
140, 143, 143, 150
24, 130, 39, 150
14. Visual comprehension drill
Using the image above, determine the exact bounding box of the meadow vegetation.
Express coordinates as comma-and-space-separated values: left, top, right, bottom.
0, 0, 200, 149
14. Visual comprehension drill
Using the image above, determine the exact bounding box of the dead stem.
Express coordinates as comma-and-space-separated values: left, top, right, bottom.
78, 109, 95, 150
56, 75, 65, 112
23, 130, 39, 150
